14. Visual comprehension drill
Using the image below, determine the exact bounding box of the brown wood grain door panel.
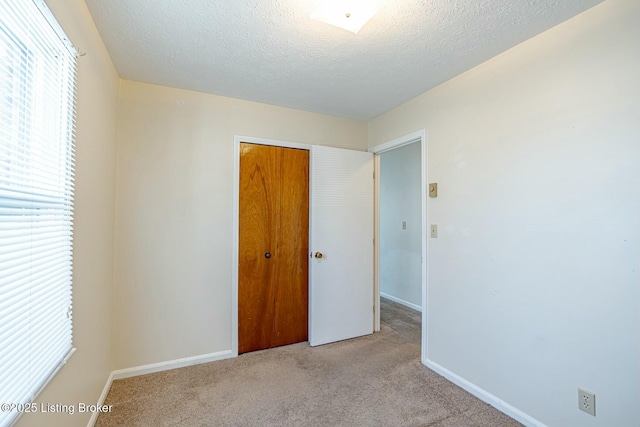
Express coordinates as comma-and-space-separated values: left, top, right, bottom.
273, 147, 309, 347
238, 143, 280, 353
238, 143, 309, 354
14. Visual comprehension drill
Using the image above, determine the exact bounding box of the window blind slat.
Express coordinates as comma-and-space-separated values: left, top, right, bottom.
0, 228, 70, 247
0, 245, 71, 279
0, 279, 70, 321
0, 341, 74, 397
0, 276, 70, 329
0, 271, 71, 317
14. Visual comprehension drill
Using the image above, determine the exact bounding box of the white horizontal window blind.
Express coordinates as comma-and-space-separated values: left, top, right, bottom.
0, 1, 77, 426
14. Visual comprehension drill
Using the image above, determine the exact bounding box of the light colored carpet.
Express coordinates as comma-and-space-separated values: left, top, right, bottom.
96, 299, 522, 426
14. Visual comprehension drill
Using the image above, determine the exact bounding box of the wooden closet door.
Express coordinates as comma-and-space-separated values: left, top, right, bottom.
239, 143, 280, 353
238, 143, 309, 354
273, 147, 309, 347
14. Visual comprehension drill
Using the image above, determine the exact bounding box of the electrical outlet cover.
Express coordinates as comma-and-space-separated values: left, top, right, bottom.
578, 388, 596, 416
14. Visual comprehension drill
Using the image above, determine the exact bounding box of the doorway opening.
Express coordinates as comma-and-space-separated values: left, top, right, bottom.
370, 130, 427, 363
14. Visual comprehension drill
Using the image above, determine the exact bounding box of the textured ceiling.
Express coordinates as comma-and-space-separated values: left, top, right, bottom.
84, 0, 604, 120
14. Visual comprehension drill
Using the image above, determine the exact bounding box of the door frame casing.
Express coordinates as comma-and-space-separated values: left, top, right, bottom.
369, 129, 428, 364
232, 136, 312, 356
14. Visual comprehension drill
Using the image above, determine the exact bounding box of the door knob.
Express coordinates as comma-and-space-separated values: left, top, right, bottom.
265, 252, 271, 259
314, 252, 323, 259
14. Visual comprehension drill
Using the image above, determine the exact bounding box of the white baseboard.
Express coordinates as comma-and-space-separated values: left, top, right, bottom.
380, 292, 422, 312
86, 371, 113, 427
112, 349, 235, 380
86, 349, 235, 426
424, 359, 546, 427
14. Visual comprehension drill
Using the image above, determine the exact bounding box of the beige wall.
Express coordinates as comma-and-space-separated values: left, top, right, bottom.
17, 1, 119, 427
113, 80, 367, 369
369, 0, 639, 425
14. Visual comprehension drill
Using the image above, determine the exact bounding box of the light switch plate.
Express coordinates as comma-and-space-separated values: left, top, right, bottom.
429, 183, 438, 197
430, 224, 438, 238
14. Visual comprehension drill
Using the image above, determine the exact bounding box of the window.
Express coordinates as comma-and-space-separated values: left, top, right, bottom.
0, 1, 77, 425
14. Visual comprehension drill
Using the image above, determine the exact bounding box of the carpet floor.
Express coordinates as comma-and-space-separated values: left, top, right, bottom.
96, 299, 522, 426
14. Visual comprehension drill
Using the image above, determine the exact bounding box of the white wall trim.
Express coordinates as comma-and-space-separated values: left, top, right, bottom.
380, 292, 422, 312
232, 138, 240, 357
369, 130, 423, 154
425, 359, 546, 427
86, 350, 234, 426
232, 135, 312, 355
370, 129, 428, 364
86, 372, 114, 427
372, 154, 381, 332
420, 130, 428, 365
111, 350, 234, 380
234, 135, 312, 151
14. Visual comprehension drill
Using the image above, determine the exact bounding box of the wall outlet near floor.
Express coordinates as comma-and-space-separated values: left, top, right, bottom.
578, 388, 596, 416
